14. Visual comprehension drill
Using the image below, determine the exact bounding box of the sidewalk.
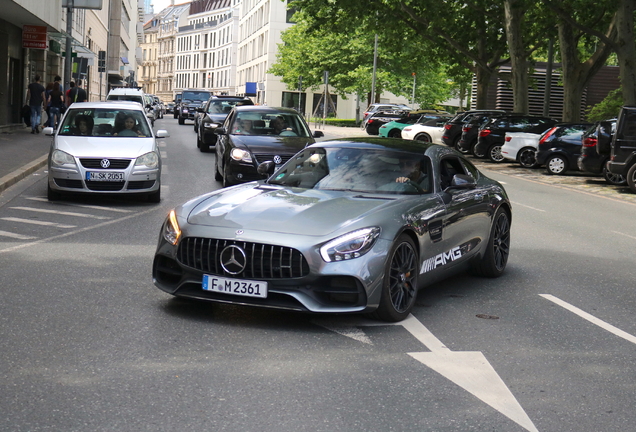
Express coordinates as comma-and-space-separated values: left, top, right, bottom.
0, 125, 50, 193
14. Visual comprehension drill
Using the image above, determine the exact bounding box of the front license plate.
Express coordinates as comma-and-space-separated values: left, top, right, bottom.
86, 171, 125, 181
202, 275, 268, 298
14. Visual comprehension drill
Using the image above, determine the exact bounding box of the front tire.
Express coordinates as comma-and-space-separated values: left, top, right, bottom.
546, 155, 568, 175
626, 164, 636, 193
518, 147, 538, 168
47, 184, 62, 201
373, 234, 419, 322
471, 207, 510, 277
147, 187, 161, 203
178, 116, 185, 125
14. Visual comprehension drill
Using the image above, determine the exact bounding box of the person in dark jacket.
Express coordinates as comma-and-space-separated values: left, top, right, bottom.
48, 83, 65, 129
26, 75, 46, 134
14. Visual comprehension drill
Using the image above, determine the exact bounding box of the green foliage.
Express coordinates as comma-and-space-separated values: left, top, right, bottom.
586, 87, 623, 121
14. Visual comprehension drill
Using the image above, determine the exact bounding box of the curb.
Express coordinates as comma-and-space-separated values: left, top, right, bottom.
0, 154, 48, 193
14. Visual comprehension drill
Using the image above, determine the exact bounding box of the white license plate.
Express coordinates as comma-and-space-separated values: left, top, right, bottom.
202, 274, 268, 298
86, 172, 125, 181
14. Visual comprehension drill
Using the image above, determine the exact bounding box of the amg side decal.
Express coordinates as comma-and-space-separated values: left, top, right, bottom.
420, 246, 462, 274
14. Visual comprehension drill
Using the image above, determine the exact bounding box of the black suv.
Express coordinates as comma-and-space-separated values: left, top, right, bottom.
365, 109, 411, 135
456, 112, 505, 155
196, 96, 254, 152
474, 115, 558, 162
535, 123, 593, 175
177, 90, 212, 125
441, 110, 507, 150
608, 106, 636, 192
577, 120, 626, 185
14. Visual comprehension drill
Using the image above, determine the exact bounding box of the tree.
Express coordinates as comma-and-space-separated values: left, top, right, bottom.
616, 0, 636, 106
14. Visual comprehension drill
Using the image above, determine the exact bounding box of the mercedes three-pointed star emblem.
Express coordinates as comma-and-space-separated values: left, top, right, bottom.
220, 245, 247, 275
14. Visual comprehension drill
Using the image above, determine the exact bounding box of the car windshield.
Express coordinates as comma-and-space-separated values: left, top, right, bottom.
267, 147, 431, 195
230, 111, 311, 138
207, 100, 246, 114
58, 108, 152, 137
182, 91, 211, 102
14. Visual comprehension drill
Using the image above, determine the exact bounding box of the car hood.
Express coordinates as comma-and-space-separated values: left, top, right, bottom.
55, 136, 157, 158
187, 184, 400, 236
231, 134, 315, 154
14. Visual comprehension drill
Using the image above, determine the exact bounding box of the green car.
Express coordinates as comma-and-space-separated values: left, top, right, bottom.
379, 111, 451, 138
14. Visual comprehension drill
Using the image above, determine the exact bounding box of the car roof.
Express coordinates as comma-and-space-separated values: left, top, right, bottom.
313, 137, 439, 154
233, 106, 300, 114
107, 88, 144, 95
68, 101, 145, 111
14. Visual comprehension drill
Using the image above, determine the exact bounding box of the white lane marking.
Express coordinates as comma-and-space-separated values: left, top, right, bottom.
314, 315, 539, 432
540, 294, 636, 345
612, 230, 636, 241
160, 151, 168, 158
0, 217, 76, 228
0, 230, 37, 240
511, 201, 546, 212
9, 207, 111, 220
26, 197, 133, 213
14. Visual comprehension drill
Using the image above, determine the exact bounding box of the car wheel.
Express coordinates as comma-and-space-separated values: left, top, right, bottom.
147, 187, 161, 203
456, 139, 471, 155
194, 123, 198, 133
215, 162, 223, 181
372, 234, 419, 322
546, 155, 568, 175
603, 164, 627, 186
173, 112, 178, 119
471, 207, 510, 278
222, 163, 234, 188
414, 133, 432, 142
518, 147, 538, 168
388, 129, 401, 138
47, 184, 62, 201
488, 144, 505, 163
626, 164, 636, 193
472, 142, 486, 158
178, 116, 185, 125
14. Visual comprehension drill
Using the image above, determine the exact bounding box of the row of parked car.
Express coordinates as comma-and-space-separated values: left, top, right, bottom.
366, 104, 636, 190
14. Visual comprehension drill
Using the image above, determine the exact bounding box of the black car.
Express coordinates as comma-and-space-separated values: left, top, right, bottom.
456, 113, 505, 155
197, 96, 254, 152
577, 120, 625, 185
534, 123, 593, 175
365, 109, 411, 135
441, 110, 507, 150
607, 106, 636, 192
177, 90, 212, 125
214, 106, 324, 187
474, 115, 558, 162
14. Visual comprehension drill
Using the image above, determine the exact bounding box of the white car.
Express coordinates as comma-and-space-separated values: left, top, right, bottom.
44, 101, 169, 202
400, 118, 448, 143
106, 87, 156, 126
501, 132, 541, 168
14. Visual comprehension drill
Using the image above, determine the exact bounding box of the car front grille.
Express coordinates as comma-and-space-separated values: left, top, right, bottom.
177, 237, 310, 279
53, 179, 83, 188
253, 154, 294, 165
80, 159, 132, 169
85, 181, 125, 191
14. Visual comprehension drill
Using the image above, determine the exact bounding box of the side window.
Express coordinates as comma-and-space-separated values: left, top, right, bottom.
460, 158, 479, 179
439, 157, 467, 190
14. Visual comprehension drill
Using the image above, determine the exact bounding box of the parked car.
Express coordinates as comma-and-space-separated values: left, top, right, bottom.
177, 89, 211, 124
196, 95, 254, 152
214, 106, 325, 187
607, 107, 636, 192
400, 118, 449, 143
441, 110, 507, 150
153, 137, 511, 322
535, 122, 593, 175
474, 115, 558, 162
577, 120, 625, 185
151, 95, 165, 119
500, 132, 541, 168
378, 111, 451, 138
365, 109, 412, 135
456, 113, 505, 155
44, 101, 168, 202
362, 103, 411, 124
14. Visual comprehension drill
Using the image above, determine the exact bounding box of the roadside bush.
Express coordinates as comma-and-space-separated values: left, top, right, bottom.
586, 87, 622, 122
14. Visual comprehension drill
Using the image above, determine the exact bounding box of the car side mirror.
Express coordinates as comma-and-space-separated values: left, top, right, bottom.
197, 107, 204, 112
257, 161, 276, 177
43, 126, 55, 136
214, 127, 227, 135
156, 130, 170, 138
313, 130, 324, 138
446, 174, 476, 191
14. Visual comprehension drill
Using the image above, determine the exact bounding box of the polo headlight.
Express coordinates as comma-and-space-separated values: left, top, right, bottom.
320, 227, 381, 262
231, 148, 253, 163
51, 149, 76, 167
163, 209, 181, 245
134, 152, 159, 169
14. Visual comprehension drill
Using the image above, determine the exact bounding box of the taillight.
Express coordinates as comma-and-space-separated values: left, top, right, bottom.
444, 124, 452, 130
582, 137, 598, 147
479, 129, 491, 137
505, 136, 512, 142
368, 119, 374, 124
462, 126, 471, 132
539, 127, 557, 144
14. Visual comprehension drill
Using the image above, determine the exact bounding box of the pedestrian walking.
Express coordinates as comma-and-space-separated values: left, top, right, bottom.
44, 82, 53, 127
65, 81, 75, 107
26, 74, 46, 134
48, 82, 65, 129
68, 79, 87, 104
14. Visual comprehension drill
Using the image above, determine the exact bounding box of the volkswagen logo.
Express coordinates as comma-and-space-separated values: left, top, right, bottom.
273, 155, 282, 165
220, 245, 247, 275
100, 159, 111, 168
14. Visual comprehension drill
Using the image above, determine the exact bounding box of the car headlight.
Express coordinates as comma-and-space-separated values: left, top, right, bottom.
320, 227, 381, 262
231, 148, 253, 163
135, 151, 159, 169
163, 209, 181, 245
51, 149, 76, 167
204, 122, 220, 129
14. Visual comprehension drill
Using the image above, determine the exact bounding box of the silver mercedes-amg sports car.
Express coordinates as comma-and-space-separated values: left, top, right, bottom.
153, 138, 511, 321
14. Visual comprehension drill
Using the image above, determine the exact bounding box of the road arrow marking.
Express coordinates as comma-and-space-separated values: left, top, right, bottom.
313, 314, 538, 432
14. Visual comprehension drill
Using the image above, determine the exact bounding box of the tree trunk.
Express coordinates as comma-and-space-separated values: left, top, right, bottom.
504, 0, 528, 114
617, 0, 636, 106
474, 67, 492, 109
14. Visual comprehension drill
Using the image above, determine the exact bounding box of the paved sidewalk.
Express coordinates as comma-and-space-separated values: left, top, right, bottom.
0, 126, 50, 193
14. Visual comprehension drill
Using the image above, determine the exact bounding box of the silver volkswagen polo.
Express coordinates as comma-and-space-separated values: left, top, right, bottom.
44, 101, 168, 202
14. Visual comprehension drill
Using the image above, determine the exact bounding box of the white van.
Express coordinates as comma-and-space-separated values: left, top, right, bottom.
106, 88, 156, 126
